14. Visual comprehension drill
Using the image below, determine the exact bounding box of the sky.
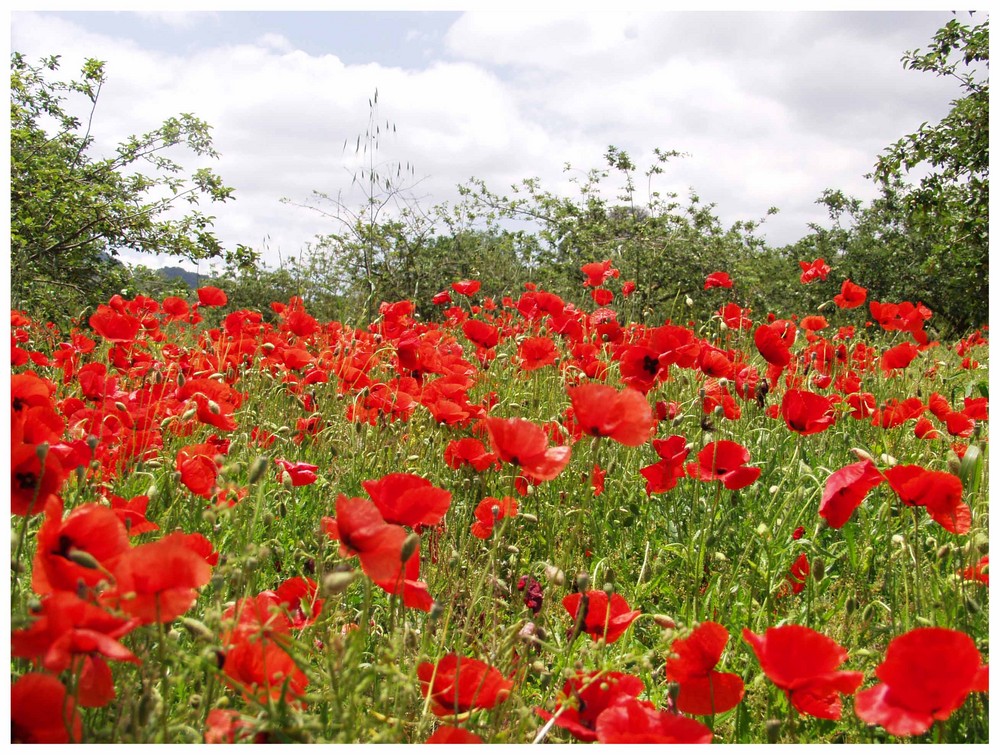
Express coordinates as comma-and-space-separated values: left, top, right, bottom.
9, 6, 978, 274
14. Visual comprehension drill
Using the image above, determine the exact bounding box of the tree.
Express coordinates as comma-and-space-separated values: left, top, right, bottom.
871, 14, 988, 333
10, 53, 234, 321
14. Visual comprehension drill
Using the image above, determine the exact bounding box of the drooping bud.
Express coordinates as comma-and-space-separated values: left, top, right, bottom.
400, 532, 420, 563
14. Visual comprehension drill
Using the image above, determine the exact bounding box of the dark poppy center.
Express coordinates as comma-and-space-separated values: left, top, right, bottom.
642, 355, 659, 377
12, 397, 25, 412
15, 471, 38, 491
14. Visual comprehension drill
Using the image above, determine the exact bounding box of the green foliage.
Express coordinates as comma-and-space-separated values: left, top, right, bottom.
10, 53, 233, 322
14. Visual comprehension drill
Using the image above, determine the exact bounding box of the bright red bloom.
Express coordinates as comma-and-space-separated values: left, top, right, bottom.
960, 554, 989, 586
704, 271, 733, 290
799, 258, 831, 284
754, 320, 796, 367
778, 553, 811, 598
799, 314, 829, 331
590, 287, 614, 306
665, 621, 745, 715
12, 442, 67, 517
833, 279, 867, 309
485, 416, 572, 482
591, 463, 606, 496
362, 472, 452, 529
581, 259, 619, 287
686, 440, 761, 490
567, 383, 654, 446
470, 496, 518, 539
595, 698, 713, 744
11, 673, 82, 743
222, 637, 309, 706
33, 501, 130, 595
719, 301, 753, 330
639, 435, 689, 495
451, 279, 481, 296
417, 653, 513, 716
535, 670, 645, 742
88, 305, 140, 343
204, 709, 256, 744
781, 389, 836, 436
563, 590, 641, 643
622, 280, 636, 297
432, 290, 451, 306
854, 627, 988, 736
443, 437, 499, 472
196, 286, 228, 307
275, 459, 319, 487
462, 319, 500, 349
743, 625, 863, 720
321, 495, 433, 611
819, 459, 885, 528
273, 576, 325, 630
518, 336, 559, 371
175, 443, 221, 499
104, 532, 214, 624
425, 726, 484, 744
884, 466, 970, 534
881, 341, 920, 374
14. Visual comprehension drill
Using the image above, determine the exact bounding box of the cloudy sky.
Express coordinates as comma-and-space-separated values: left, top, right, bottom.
10, 7, 975, 273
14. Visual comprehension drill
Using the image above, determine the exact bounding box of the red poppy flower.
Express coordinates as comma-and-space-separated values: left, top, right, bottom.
322, 495, 433, 611
800, 314, 829, 331
104, 532, 214, 624
443, 437, 499, 472
275, 459, 319, 487
590, 287, 614, 305
485, 416, 571, 482
914, 416, 940, 440
196, 286, 228, 307
563, 590, 641, 643
742, 625, 863, 720
204, 709, 256, 744
884, 466, 970, 534
581, 259, 619, 287
362, 472, 452, 529
470, 496, 518, 539
591, 463, 606, 496
273, 576, 325, 630
754, 320, 796, 367
417, 653, 513, 716
32, 501, 131, 595
959, 554, 989, 586
665, 621, 745, 715
11, 442, 67, 517
781, 389, 837, 436
622, 280, 636, 297
704, 271, 733, 290
88, 305, 140, 343
686, 440, 760, 490
535, 670, 645, 742
833, 279, 867, 309
639, 435, 690, 495
854, 627, 988, 736
222, 637, 309, 706
880, 341, 920, 374
462, 319, 500, 349
819, 459, 885, 528
11, 673, 82, 743
451, 279, 481, 296
595, 697, 713, 744
777, 553, 811, 598
518, 336, 559, 371
176, 443, 221, 499
432, 290, 452, 305
425, 726, 485, 744
567, 383, 654, 446
799, 258, 831, 284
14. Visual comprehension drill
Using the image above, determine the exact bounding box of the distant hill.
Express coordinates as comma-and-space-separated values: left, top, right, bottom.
157, 266, 201, 288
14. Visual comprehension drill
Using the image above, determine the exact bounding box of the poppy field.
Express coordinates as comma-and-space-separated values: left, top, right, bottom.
9, 261, 989, 744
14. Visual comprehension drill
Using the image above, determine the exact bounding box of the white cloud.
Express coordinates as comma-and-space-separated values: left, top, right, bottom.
10, 9, 968, 275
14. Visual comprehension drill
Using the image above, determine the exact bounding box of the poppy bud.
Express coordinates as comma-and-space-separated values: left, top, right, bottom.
322, 570, 358, 596
850, 447, 875, 463
845, 596, 857, 614
86, 434, 100, 453
653, 614, 676, 629
544, 564, 565, 585
35, 442, 49, 464
506, 545, 520, 554
936, 544, 952, 560
400, 532, 420, 563
574, 572, 590, 592
66, 547, 100, 570
207, 400, 222, 415
181, 617, 214, 640
248, 456, 268, 484
177, 373, 185, 388
685, 296, 694, 307
181, 406, 197, 422
765, 719, 782, 744
812, 557, 825, 582
429, 601, 445, 620
521, 513, 538, 523
114, 401, 128, 413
